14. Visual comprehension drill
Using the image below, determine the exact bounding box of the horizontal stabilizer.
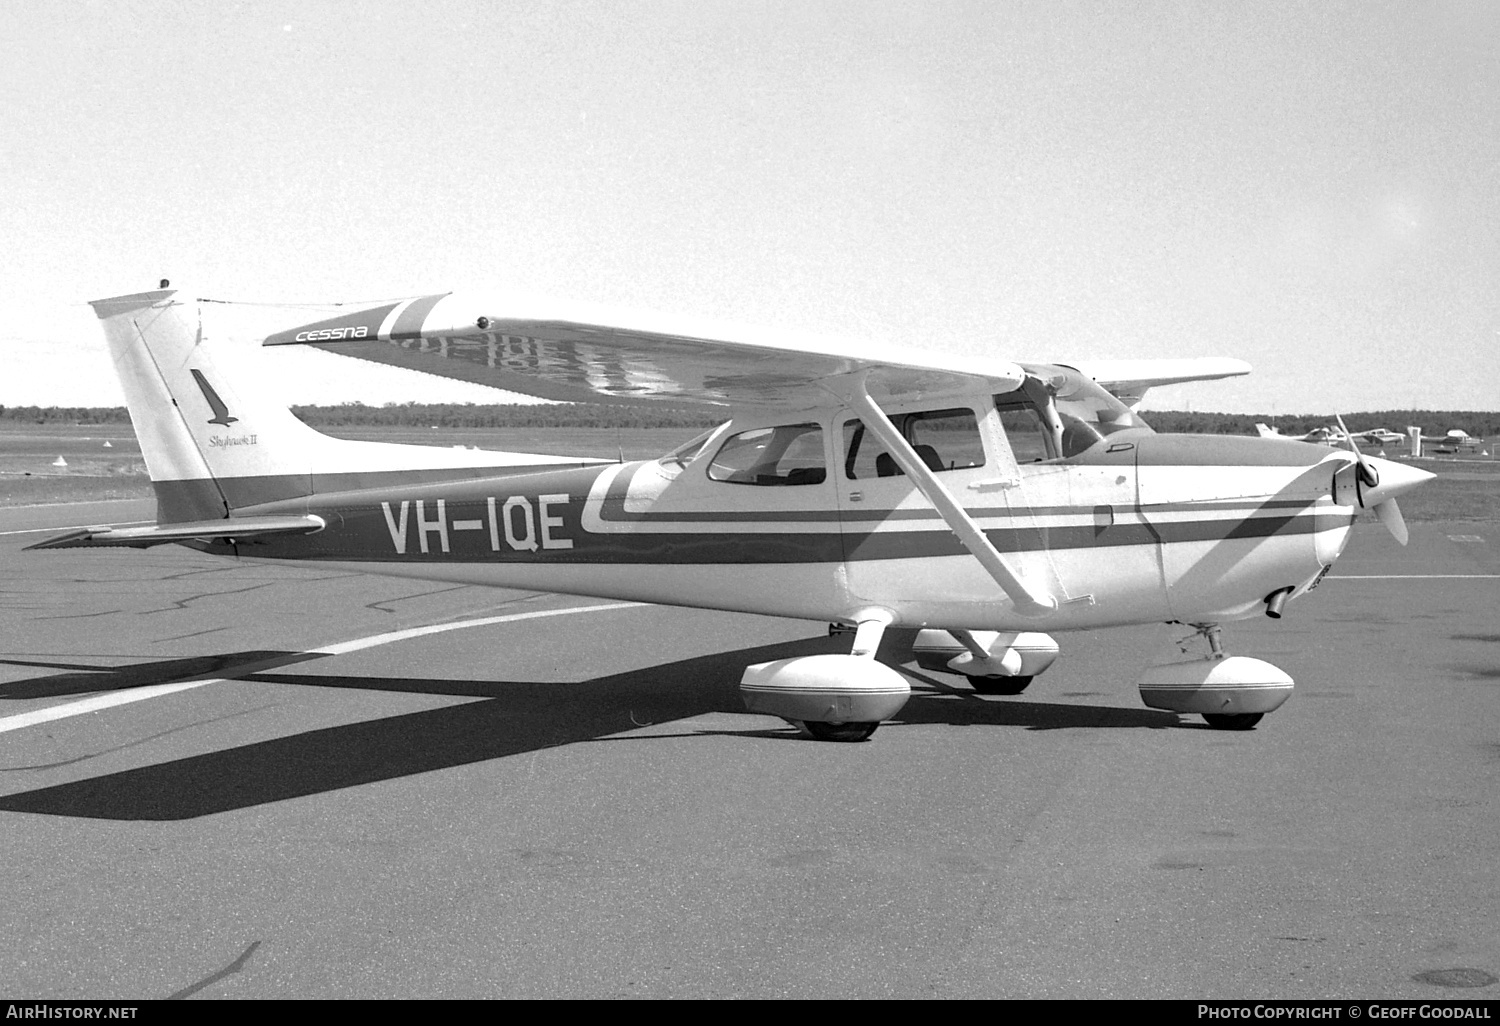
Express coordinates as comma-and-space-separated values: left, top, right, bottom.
27, 515, 326, 550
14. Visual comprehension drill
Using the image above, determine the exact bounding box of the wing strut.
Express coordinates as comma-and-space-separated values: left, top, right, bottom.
845, 375, 1057, 618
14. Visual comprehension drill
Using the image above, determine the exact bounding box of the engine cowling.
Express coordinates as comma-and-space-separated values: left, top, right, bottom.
739, 654, 911, 724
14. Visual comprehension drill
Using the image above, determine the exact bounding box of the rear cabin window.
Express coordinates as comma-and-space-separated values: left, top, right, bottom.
842, 408, 985, 480
707, 424, 827, 486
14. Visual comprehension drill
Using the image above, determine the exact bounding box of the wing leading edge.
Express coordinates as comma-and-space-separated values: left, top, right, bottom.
1067, 357, 1252, 407
262, 293, 1028, 409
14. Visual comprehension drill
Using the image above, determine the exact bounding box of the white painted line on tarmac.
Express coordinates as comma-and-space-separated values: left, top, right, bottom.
0, 499, 150, 511
1328, 574, 1500, 579
0, 601, 645, 734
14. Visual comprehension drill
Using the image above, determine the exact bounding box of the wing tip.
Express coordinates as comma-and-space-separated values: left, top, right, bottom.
24, 529, 98, 551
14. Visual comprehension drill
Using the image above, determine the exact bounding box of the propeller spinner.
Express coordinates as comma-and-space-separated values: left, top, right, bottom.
1331, 414, 1433, 545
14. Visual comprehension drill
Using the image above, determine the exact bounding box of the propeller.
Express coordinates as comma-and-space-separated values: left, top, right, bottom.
1333, 413, 1410, 545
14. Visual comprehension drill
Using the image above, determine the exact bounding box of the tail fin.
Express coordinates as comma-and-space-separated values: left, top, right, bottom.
1254, 423, 1280, 438
93, 288, 594, 524
93, 289, 332, 521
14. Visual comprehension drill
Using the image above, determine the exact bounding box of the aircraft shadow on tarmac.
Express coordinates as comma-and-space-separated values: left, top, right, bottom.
0, 653, 294, 701
0, 636, 1174, 822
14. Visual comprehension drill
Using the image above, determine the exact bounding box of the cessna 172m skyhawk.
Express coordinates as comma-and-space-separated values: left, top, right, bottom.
33, 288, 1434, 740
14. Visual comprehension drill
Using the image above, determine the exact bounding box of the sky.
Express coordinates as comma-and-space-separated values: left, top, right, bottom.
3, 0, 1497, 414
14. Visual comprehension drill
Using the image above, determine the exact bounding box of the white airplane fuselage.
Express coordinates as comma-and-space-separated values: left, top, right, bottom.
203, 415, 1366, 633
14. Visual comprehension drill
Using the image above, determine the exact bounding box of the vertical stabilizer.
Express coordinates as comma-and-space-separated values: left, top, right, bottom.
92, 289, 325, 521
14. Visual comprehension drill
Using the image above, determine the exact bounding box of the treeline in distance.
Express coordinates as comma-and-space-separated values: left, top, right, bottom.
2, 403, 1498, 439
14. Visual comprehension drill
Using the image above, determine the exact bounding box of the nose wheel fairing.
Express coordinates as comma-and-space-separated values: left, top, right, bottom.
1137, 624, 1294, 729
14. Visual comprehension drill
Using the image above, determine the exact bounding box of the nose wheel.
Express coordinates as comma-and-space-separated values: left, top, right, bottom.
801, 720, 880, 742
1201, 712, 1263, 730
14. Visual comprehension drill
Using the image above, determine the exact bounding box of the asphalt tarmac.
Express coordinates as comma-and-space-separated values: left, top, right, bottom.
1, 499, 1496, 999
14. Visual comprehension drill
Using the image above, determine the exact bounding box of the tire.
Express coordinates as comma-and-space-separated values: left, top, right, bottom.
1202, 712, 1264, 730
967, 674, 1033, 696
802, 721, 880, 742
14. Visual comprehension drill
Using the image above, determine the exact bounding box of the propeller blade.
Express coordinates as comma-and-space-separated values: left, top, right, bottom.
1374, 499, 1409, 546
1334, 413, 1379, 488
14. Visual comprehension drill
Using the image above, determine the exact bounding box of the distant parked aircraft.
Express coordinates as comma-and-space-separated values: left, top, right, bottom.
1348, 427, 1404, 447
1432, 429, 1484, 454
1255, 424, 1404, 448
1255, 423, 1346, 445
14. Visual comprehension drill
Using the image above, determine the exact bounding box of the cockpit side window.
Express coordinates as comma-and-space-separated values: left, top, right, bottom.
707, 423, 827, 486
842, 408, 985, 480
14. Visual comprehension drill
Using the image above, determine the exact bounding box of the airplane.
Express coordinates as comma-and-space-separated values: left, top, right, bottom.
1255, 423, 1407, 449
30, 287, 1434, 740
1349, 427, 1405, 447
1254, 423, 1347, 445
1432, 429, 1484, 454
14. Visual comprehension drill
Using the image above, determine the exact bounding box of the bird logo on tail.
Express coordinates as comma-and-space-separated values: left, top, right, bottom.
190, 369, 239, 427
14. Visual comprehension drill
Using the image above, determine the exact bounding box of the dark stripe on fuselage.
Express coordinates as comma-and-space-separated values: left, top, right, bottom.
202, 475, 1327, 567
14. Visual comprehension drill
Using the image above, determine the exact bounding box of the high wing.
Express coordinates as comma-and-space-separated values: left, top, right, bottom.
1066, 357, 1252, 407
27, 515, 326, 550
264, 293, 1027, 408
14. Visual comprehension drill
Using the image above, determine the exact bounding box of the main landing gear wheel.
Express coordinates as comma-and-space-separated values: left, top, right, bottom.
1202, 712, 1264, 730
967, 674, 1033, 696
802, 721, 880, 742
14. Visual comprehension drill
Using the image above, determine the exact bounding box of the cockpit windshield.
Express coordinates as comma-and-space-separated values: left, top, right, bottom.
658, 426, 720, 472
997, 365, 1152, 461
